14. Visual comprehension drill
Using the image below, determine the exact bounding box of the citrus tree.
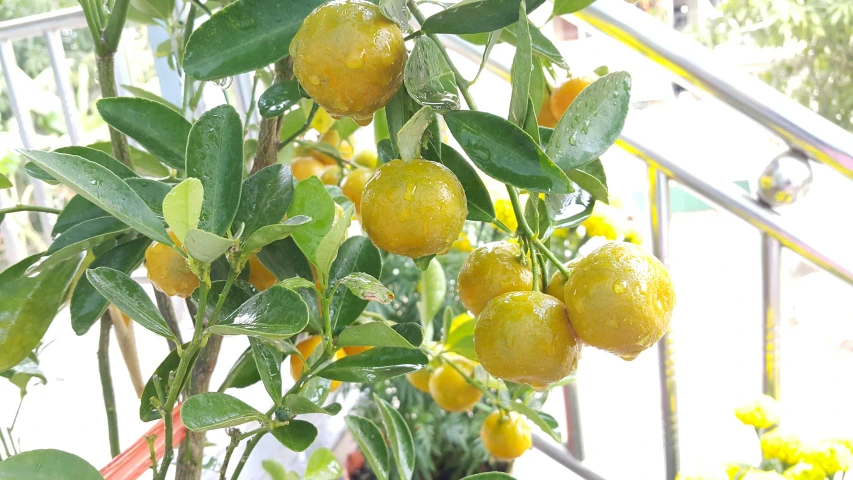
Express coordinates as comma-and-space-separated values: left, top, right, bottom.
0, 0, 675, 479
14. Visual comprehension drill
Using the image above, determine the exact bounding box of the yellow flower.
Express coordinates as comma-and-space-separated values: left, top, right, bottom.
836, 438, 853, 455
742, 472, 786, 480
803, 440, 853, 475
581, 202, 623, 240
452, 232, 474, 252
623, 224, 643, 245
761, 430, 805, 465
724, 463, 752, 479
494, 199, 518, 232
783, 462, 825, 480
735, 395, 780, 429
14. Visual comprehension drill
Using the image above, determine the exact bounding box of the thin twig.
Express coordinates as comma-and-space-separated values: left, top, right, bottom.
278, 104, 319, 152
190, 0, 213, 16
0, 205, 61, 215
218, 429, 242, 480
146, 435, 159, 474
98, 314, 121, 458
155, 290, 183, 351
243, 73, 261, 137
229, 431, 265, 480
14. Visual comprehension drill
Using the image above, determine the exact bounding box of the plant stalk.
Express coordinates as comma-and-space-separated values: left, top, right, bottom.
96, 54, 132, 167
0, 205, 61, 215
98, 313, 121, 458
506, 186, 570, 278
252, 59, 293, 173
155, 290, 183, 351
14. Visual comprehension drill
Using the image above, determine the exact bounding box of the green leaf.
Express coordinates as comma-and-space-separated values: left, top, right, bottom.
421, 0, 546, 34
425, 143, 494, 222
24, 162, 59, 185
96, 97, 191, 170
546, 72, 631, 170
0, 353, 45, 395
30, 217, 129, 273
250, 337, 283, 403
505, 400, 561, 442
396, 106, 434, 162
0, 172, 11, 189
278, 277, 318, 291
304, 447, 343, 480
377, 138, 395, 164
0, 449, 103, 480
0, 253, 43, 285
184, 228, 234, 263
552, 0, 595, 16
508, 2, 532, 127
259, 80, 303, 118
140, 344, 198, 421
329, 237, 382, 332
235, 164, 295, 241
86, 267, 178, 342
271, 420, 318, 452
445, 316, 476, 360
121, 84, 182, 113
52, 196, 107, 237
287, 177, 335, 265
441, 306, 453, 346
207, 285, 309, 339
315, 205, 354, 275
523, 97, 541, 143
86, 141, 172, 178
594, 65, 610, 77
344, 415, 389, 480
567, 159, 608, 203
503, 22, 569, 70
0, 254, 83, 372
181, 392, 266, 431
373, 395, 415, 480
460, 474, 517, 480
413, 255, 434, 271
162, 178, 203, 244
404, 37, 460, 110
219, 346, 261, 391
385, 88, 417, 159
337, 322, 420, 349
242, 216, 311, 253
261, 460, 290, 480
317, 347, 427, 382
530, 58, 546, 116
55, 146, 138, 179
544, 192, 593, 229
379, 0, 408, 29
186, 104, 244, 236
257, 238, 322, 334
420, 258, 446, 323
19, 149, 172, 246
183, 0, 326, 80
472, 30, 502, 84
126, 178, 173, 216
337, 272, 394, 305
442, 111, 572, 194
283, 394, 341, 415
392, 323, 424, 347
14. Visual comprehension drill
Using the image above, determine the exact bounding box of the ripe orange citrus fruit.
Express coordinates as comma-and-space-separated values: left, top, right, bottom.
457, 242, 533, 316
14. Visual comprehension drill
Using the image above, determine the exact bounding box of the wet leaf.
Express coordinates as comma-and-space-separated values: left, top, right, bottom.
336, 322, 420, 349
207, 285, 309, 339
259, 80, 303, 118
397, 106, 435, 161
181, 392, 266, 431
304, 447, 343, 480
242, 216, 311, 253
287, 177, 335, 265
140, 344, 198, 421
30, 217, 129, 273
567, 159, 608, 204
184, 228, 233, 263
404, 37, 459, 110
374, 395, 414, 480
55, 146, 138, 179
344, 415, 389, 480
329, 237, 382, 332
162, 178, 203, 244
505, 400, 561, 442
126, 178, 172, 217
251, 337, 283, 403
508, 2, 532, 127
317, 347, 427, 382
234, 164, 295, 241
338, 272, 394, 304
552, 0, 595, 16
315, 205, 354, 276
421, 0, 546, 34
219, 346, 261, 391
283, 394, 341, 415
257, 238, 322, 334
271, 420, 317, 452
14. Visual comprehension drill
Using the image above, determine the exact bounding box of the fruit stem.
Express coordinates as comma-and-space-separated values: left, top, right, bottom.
406, 1, 477, 110
0, 204, 61, 215
506, 185, 571, 279
322, 292, 334, 356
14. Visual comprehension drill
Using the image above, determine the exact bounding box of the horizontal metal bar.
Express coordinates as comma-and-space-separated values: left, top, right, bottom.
619, 130, 853, 287
531, 434, 608, 480
573, 0, 853, 181
0, 7, 87, 41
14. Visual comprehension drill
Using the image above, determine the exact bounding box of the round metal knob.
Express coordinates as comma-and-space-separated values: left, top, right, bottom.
756, 150, 813, 207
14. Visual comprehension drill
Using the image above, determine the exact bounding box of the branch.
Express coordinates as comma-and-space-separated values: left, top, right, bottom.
103, 0, 131, 54
98, 313, 121, 458
0, 205, 61, 215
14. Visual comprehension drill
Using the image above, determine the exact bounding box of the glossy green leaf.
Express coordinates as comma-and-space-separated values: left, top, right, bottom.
121, 85, 182, 113
183, 0, 326, 80
443, 111, 572, 194
377, 138, 395, 164
393, 323, 424, 347
523, 97, 541, 143
503, 23, 569, 70
24, 162, 59, 185
278, 277, 318, 291
530, 58, 546, 117
257, 238, 322, 334
329, 236, 382, 332
181, 392, 266, 431
315, 206, 354, 276
86, 141, 172, 178
336, 322, 419, 349
317, 347, 427, 382
162, 178, 203, 244
344, 415, 389, 480
0, 253, 43, 285
567, 159, 608, 203
1, 353, 45, 394
421, 0, 546, 34
96, 97, 191, 170
198, 280, 255, 325
86, 267, 178, 342
544, 191, 593, 229
56, 146, 138, 179
0, 172, 11, 189
472, 30, 501, 84
19, 149, 172, 246
207, 285, 309, 339
385, 87, 417, 158
184, 228, 233, 263
271, 420, 317, 452
126, 178, 172, 216
374, 394, 414, 480
70, 237, 150, 335
547, 72, 631, 170
53, 197, 107, 237
396, 106, 434, 162
427, 143, 494, 222
304, 447, 343, 480
553, 0, 595, 15
460, 474, 516, 480
259, 81, 303, 118
332, 117, 361, 139
287, 177, 335, 265
31, 217, 129, 273
0, 449, 103, 480
505, 400, 561, 442
242, 216, 311, 253
300, 376, 332, 406
250, 337, 283, 403
0, 254, 83, 372
338, 272, 394, 304
283, 394, 341, 416
404, 37, 460, 110
186, 104, 243, 236
235, 164, 295, 240
219, 346, 261, 391
508, 2, 532, 127
140, 344, 197, 421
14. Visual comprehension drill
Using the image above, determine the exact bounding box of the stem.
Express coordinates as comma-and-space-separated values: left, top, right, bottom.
146, 435, 159, 474
9, 395, 23, 432
322, 293, 333, 356
98, 314, 121, 458
253, 59, 293, 173
506, 186, 570, 279
278, 103, 319, 152
96, 54, 132, 167
0, 428, 10, 459
243, 73, 261, 136
155, 290, 183, 351
103, 0, 131, 53
229, 431, 265, 480
208, 269, 238, 328
406, 1, 477, 110
219, 432, 241, 480
190, 0, 213, 16
0, 205, 61, 215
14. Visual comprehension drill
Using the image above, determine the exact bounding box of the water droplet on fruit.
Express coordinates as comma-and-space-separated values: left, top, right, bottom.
612, 280, 627, 295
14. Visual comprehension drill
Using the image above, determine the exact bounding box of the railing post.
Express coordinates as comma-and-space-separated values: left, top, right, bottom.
562, 382, 585, 460
761, 233, 782, 399
44, 29, 82, 145
648, 166, 679, 480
